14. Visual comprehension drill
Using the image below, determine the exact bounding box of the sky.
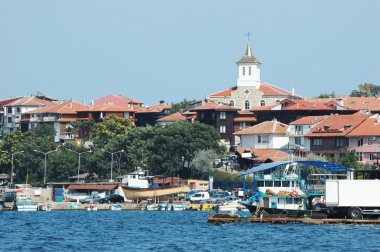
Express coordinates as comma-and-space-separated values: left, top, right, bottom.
0, 0, 379, 105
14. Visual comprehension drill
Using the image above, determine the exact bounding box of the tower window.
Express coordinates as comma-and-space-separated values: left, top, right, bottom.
249, 66, 251, 76
260, 100, 265, 107
245, 100, 250, 110
242, 67, 245, 76
229, 100, 234, 107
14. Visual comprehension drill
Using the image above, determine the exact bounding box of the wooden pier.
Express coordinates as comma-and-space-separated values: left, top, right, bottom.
208, 214, 380, 225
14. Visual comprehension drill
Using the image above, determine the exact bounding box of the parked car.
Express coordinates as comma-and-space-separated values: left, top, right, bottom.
4, 191, 16, 202
190, 192, 210, 203
99, 194, 125, 204
185, 190, 202, 200
80, 195, 102, 204
207, 193, 226, 203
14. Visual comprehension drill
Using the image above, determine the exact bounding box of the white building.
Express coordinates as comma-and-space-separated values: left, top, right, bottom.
288, 116, 327, 152
234, 119, 289, 149
207, 40, 301, 111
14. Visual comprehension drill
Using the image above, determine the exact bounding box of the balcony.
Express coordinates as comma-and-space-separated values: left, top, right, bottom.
60, 132, 78, 140
43, 116, 59, 122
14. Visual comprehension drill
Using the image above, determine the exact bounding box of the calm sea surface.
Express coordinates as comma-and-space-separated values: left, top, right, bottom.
1, 211, 380, 252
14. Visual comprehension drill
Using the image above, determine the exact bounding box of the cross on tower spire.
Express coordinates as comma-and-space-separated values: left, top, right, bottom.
245, 31, 252, 41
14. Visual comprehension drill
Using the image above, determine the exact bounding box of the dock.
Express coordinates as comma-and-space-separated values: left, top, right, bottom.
208, 214, 380, 225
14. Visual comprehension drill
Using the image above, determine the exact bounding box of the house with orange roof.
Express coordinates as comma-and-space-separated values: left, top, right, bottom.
306, 96, 380, 113
0, 97, 22, 138
77, 104, 136, 122
2, 95, 57, 135
251, 98, 349, 124
234, 147, 288, 170
346, 114, 380, 165
190, 102, 240, 146
288, 115, 328, 155
234, 119, 289, 150
305, 113, 369, 159
93, 94, 143, 108
206, 41, 300, 111
156, 112, 187, 125
134, 102, 172, 126
21, 101, 89, 142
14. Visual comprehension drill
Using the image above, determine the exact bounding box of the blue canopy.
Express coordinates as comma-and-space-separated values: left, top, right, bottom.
240, 160, 353, 177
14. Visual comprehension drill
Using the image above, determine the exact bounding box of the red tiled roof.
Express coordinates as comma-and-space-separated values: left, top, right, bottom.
135, 104, 172, 114
190, 102, 240, 111
290, 116, 328, 125
250, 104, 278, 111
306, 97, 380, 111
234, 120, 288, 135
0, 97, 22, 106
259, 83, 294, 97
68, 184, 118, 190
26, 101, 89, 115
236, 148, 288, 162
347, 116, 380, 137
306, 113, 369, 137
94, 94, 143, 107
6, 96, 56, 107
234, 117, 257, 122
79, 104, 136, 112
208, 87, 236, 97
157, 112, 187, 122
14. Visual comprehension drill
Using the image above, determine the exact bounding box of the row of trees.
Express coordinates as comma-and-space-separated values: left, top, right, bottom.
0, 116, 226, 185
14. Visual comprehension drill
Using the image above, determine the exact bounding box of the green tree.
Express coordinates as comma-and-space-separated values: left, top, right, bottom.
336, 150, 359, 169
350, 83, 380, 97
170, 99, 197, 113
90, 115, 135, 143
318, 91, 335, 98
191, 149, 218, 179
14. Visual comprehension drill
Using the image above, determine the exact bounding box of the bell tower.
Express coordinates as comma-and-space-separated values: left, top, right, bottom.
236, 34, 261, 89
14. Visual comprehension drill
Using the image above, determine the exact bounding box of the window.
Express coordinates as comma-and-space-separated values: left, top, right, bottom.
278, 198, 285, 205
282, 181, 290, 187
276, 100, 281, 104
356, 152, 363, 161
200, 112, 204, 120
229, 100, 234, 107
274, 181, 281, 187
7, 117, 12, 123
248, 66, 251, 75
295, 137, 301, 145
242, 67, 245, 76
264, 181, 273, 187
16, 107, 20, 113
313, 138, 322, 146
260, 100, 265, 107
336, 138, 344, 147
294, 198, 301, 204
220, 112, 226, 120
358, 138, 363, 147
240, 122, 246, 129
368, 137, 373, 146
258, 135, 269, 143
257, 181, 264, 187
220, 125, 226, 134
370, 153, 375, 161
244, 100, 250, 110
286, 198, 293, 204
7, 107, 12, 114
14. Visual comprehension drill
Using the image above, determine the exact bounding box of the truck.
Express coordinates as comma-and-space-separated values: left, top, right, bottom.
325, 180, 380, 219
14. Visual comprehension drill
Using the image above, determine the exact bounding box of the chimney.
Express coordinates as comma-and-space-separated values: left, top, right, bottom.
91, 100, 94, 107
159, 100, 165, 105
377, 114, 380, 124
291, 88, 295, 96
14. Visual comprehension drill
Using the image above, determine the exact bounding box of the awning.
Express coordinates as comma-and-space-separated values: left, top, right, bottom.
68, 184, 118, 190
240, 160, 353, 177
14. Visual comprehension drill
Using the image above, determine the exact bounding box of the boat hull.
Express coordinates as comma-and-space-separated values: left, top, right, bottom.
16, 204, 38, 212
122, 185, 190, 200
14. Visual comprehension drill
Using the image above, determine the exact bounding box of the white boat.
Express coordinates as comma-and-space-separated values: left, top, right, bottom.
110, 204, 122, 211
65, 193, 88, 202
144, 204, 160, 211
171, 204, 186, 211
15, 194, 38, 212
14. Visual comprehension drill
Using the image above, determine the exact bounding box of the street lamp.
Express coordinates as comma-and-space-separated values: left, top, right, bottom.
34, 148, 58, 185
67, 149, 92, 182
109, 150, 125, 182
1, 150, 24, 185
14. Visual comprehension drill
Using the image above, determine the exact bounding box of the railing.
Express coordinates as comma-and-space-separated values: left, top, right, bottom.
60, 132, 78, 140
43, 116, 59, 122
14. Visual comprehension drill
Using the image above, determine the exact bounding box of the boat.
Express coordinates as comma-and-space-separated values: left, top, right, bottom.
110, 204, 122, 211
65, 192, 88, 202
144, 204, 160, 211
14, 193, 38, 212
121, 168, 190, 200
239, 160, 352, 218
171, 204, 186, 211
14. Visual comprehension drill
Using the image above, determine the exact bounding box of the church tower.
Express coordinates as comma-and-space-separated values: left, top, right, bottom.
236, 41, 261, 89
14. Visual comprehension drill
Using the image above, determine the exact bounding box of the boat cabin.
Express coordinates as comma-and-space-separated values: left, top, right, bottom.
120, 169, 152, 189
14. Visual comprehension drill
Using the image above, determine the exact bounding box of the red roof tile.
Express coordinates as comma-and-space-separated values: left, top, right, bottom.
6, 96, 56, 107
208, 87, 236, 97
306, 97, 380, 111
157, 112, 187, 122
80, 104, 136, 112
190, 102, 240, 111
236, 148, 288, 162
135, 104, 172, 114
347, 116, 380, 136
234, 120, 288, 135
290, 116, 328, 125
259, 83, 294, 96
94, 94, 143, 108
233, 117, 257, 122
306, 113, 369, 137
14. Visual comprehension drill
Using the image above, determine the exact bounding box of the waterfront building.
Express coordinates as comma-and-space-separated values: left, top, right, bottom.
305, 113, 369, 159
0, 97, 21, 138
156, 112, 187, 125
207, 41, 300, 111
347, 114, 380, 166
21, 100, 89, 143
2, 96, 56, 135
134, 102, 172, 127
288, 115, 328, 154
93, 94, 143, 108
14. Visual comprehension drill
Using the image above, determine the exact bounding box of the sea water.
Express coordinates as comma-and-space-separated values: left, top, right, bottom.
1, 211, 380, 252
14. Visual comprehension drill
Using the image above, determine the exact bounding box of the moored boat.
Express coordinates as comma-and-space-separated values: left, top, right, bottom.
122, 185, 190, 200
14, 193, 38, 212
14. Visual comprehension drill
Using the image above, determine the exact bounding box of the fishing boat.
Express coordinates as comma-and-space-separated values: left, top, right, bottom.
121, 169, 190, 200
86, 204, 98, 211
240, 160, 352, 218
14, 193, 38, 212
171, 204, 186, 211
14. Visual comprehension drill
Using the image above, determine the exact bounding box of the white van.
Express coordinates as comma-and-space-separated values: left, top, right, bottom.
190, 192, 210, 203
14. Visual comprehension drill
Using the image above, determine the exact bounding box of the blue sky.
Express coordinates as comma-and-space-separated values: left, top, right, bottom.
0, 0, 379, 105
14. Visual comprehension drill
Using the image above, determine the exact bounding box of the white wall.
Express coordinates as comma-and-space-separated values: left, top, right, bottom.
239, 134, 289, 149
